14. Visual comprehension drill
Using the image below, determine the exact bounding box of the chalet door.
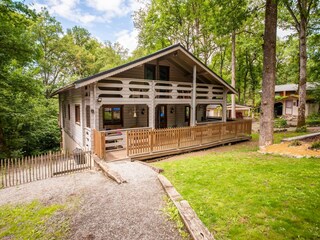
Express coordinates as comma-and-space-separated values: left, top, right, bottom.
156, 105, 167, 129
285, 100, 293, 115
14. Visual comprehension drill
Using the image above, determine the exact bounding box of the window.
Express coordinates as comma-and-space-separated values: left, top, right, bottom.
103, 106, 122, 126
144, 64, 156, 80
75, 104, 80, 124
68, 104, 70, 120
185, 106, 190, 123
86, 105, 90, 128
159, 66, 170, 81
63, 104, 66, 119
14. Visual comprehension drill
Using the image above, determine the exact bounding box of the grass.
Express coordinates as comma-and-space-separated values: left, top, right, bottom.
153, 132, 320, 239
0, 200, 70, 239
162, 196, 190, 239
251, 131, 309, 144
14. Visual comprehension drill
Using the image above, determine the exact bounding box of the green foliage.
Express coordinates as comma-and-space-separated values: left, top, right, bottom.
274, 118, 288, 128
309, 141, 320, 150
163, 197, 190, 239
306, 114, 320, 126
296, 126, 308, 133
154, 134, 320, 239
288, 140, 302, 147
0, 201, 68, 239
0, 1, 128, 158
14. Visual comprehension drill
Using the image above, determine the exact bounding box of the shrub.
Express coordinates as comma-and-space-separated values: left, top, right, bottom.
274, 118, 287, 128
296, 126, 307, 133
289, 140, 302, 147
309, 141, 320, 150
306, 114, 320, 126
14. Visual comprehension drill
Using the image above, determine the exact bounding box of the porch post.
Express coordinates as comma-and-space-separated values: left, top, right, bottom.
191, 65, 197, 126
222, 88, 228, 122
90, 83, 97, 151
149, 81, 155, 129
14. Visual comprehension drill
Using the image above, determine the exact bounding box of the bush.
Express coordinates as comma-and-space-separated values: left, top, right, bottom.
309, 141, 320, 150
274, 118, 287, 128
289, 140, 302, 147
306, 114, 320, 126
296, 126, 307, 133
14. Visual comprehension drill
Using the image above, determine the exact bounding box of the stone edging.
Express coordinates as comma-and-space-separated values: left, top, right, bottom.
282, 132, 320, 142
158, 174, 214, 240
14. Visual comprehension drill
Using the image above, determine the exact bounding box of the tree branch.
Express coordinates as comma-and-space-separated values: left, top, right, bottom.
284, 1, 301, 32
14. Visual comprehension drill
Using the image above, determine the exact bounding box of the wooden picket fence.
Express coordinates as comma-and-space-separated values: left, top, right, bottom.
127, 120, 252, 157
0, 151, 92, 188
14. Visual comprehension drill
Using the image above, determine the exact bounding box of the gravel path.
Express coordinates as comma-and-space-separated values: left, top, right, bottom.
0, 162, 182, 240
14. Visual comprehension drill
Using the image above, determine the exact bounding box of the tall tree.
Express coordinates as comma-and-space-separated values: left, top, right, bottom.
213, 0, 250, 118
32, 10, 67, 98
282, 0, 320, 127
259, 0, 278, 147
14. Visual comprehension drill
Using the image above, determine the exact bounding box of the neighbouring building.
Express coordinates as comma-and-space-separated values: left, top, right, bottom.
273, 83, 319, 118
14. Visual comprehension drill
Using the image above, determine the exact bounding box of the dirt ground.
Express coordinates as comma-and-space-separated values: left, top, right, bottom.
0, 164, 182, 240
263, 142, 320, 158
150, 140, 256, 163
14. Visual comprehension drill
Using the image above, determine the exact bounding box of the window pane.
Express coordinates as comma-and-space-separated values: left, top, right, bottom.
113, 107, 121, 120
159, 66, 170, 81
75, 105, 80, 123
185, 106, 190, 121
104, 107, 112, 121
145, 64, 156, 80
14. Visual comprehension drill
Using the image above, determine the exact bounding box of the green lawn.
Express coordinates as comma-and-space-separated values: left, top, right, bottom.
0, 201, 70, 239
154, 132, 320, 239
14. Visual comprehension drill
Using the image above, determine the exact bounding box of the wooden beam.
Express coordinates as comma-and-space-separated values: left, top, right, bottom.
191, 65, 197, 126
166, 57, 191, 76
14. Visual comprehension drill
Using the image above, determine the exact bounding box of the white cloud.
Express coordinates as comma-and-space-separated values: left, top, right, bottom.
115, 29, 139, 54
28, 0, 148, 25
29, 0, 98, 24
86, 0, 128, 17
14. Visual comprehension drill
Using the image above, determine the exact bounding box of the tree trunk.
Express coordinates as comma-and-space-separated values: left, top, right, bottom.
259, 0, 277, 147
297, 4, 307, 128
231, 30, 236, 119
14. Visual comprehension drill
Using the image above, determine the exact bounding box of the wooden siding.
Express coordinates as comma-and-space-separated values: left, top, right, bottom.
113, 59, 192, 83
60, 88, 84, 150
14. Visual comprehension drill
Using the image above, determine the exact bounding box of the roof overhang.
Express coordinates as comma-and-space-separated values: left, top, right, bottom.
52, 43, 237, 96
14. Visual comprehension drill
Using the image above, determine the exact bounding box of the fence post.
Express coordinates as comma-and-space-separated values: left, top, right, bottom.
101, 131, 106, 160
1, 159, 3, 188
126, 131, 130, 156
150, 130, 154, 153
235, 121, 238, 138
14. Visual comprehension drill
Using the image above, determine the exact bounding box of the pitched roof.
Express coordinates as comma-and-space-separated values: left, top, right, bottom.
274, 83, 318, 92
52, 43, 237, 95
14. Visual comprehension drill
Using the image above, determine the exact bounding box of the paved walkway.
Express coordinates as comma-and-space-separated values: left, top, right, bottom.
0, 162, 182, 240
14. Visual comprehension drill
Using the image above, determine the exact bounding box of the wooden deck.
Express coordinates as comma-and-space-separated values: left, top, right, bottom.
93, 120, 252, 161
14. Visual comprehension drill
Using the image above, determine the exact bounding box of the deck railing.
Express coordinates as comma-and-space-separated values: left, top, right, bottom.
126, 120, 252, 157
96, 78, 225, 104
92, 120, 251, 160
93, 127, 151, 159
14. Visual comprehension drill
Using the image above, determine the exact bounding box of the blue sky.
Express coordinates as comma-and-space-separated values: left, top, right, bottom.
24, 0, 146, 53
23, 0, 291, 54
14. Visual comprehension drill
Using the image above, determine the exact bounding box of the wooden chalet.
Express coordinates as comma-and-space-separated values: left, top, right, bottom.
53, 44, 252, 160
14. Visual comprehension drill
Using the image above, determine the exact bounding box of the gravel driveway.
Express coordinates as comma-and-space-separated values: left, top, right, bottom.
0, 161, 182, 240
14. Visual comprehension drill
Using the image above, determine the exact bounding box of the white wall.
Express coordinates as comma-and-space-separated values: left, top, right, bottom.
60, 88, 84, 150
